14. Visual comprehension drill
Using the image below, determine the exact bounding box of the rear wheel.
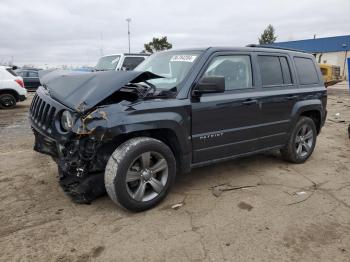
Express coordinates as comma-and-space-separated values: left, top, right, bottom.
281, 117, 317, 163
0, 94, 16, 109
105, 137, 176, 212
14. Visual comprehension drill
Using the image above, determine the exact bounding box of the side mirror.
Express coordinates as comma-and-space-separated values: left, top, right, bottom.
193, 76, 225, 96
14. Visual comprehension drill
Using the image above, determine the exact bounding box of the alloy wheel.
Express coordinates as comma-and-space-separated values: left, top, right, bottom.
295, 124, 314, 158
125, 151, 168, 202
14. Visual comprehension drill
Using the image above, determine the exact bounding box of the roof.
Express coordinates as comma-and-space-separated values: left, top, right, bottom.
16, 68, 41, 71
101, 53, 150, 57
171, 47, 307, 55
269, 35, 350, 53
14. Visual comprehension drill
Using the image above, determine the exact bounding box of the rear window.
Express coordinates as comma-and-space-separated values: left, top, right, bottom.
294, 57, 319, 85
16, 70, 27, 77
28, 71, 39, 77
122, 57, 146, 70
6, 68, 18, 77
96, 55, 121, 70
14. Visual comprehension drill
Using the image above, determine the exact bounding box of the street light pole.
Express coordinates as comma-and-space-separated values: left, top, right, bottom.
126, 18, 131, 53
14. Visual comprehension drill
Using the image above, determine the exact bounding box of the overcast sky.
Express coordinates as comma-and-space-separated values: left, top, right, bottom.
0, 0, 349, 67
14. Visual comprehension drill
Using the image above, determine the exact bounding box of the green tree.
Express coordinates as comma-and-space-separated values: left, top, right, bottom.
259, 24, 277, 45
144, 36, 172, 53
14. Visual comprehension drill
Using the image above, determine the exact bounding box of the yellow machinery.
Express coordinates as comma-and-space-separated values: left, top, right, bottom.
319, 64, 342, 87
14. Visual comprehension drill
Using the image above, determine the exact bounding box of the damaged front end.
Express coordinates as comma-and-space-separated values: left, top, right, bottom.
30, 70, 167, 204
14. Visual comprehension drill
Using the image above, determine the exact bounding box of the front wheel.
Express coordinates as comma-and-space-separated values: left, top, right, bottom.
104, 137, 176, 212
281, 116, 317, 163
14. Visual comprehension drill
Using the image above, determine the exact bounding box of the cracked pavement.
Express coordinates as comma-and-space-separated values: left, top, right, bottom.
0, 83, 350, 262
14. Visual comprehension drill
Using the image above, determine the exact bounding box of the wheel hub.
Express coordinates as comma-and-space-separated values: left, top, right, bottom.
141, 169, 152, 181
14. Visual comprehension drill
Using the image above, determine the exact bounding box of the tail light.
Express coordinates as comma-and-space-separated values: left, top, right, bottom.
15, 79, 25, 88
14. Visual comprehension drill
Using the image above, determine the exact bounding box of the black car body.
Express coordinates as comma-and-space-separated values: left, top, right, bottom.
30, 47, 327, 211
16, 69, 41, 91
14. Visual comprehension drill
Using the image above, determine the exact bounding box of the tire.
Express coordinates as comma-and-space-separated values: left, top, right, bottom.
105, 137, 176, 212
0, 94, 16, 109
281, 116, 317, 163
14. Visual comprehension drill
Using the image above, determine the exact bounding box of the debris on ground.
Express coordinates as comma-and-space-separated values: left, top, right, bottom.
211, 183, 257, 197
171, 203, 184, 210
329, 119, 346, 123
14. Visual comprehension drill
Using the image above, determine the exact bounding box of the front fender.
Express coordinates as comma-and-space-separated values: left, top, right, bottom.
74, 100, 192, 154
113, 112, 191, 153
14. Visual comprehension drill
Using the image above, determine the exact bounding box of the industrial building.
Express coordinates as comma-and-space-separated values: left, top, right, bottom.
270, 35, 350, 80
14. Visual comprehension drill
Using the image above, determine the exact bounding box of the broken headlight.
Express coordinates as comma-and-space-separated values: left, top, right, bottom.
60, 110, 73, 132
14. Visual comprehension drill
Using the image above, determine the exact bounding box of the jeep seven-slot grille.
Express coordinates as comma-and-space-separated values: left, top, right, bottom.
30, 94, 56, 131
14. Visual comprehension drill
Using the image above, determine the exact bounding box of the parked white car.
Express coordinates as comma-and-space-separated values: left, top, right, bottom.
0, 66, 27, 109
95, 53, 149, 71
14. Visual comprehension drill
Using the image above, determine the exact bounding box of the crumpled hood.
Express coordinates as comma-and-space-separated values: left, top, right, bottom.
38, 69, 161, 113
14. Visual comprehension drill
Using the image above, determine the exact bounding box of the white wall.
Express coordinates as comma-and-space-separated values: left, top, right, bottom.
315, 51, 350, 80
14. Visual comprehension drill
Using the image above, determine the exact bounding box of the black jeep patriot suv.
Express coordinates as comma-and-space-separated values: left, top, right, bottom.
30, 47, 327, 211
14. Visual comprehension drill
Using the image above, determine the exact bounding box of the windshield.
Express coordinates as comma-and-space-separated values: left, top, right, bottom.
135, 51, 201, 90
95, 55, 121, 70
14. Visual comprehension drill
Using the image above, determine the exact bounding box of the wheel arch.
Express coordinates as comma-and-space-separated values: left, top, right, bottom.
104, 127, 191, 174
0, 89, 19, 101
291, 99, 324, 134
299, 110, 322, 133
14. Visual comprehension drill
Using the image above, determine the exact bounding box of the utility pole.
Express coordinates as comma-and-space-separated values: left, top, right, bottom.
342, 43, 348, 78
100, 32, 104, 57
126, 18, 131, 53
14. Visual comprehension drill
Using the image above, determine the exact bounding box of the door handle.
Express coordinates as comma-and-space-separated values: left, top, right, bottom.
286, 95, 298, 100
242, 99, 258, 105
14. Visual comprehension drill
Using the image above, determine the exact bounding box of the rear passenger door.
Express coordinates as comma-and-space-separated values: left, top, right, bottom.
255, 53, 298, 149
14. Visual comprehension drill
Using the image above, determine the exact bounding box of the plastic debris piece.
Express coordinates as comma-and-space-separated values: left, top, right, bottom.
171, 203, 183, 210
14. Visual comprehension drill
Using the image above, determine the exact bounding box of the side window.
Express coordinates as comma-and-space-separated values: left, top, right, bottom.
294, 57, 319, 85
280, 57, 292, 84
16, 71, 26, 77
6, 68, 18, 77
204, 55, 253, 90
28, 71, 38, 78
258, 56, 283, 86
122, 57, 146, 70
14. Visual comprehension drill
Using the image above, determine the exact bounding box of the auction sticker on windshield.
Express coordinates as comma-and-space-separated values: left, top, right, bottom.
170, 55, 197, 63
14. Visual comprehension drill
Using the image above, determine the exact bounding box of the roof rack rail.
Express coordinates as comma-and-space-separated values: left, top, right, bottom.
246, 44, 307, 53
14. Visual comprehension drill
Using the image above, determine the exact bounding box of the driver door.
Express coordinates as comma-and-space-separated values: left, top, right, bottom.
191, 53, 261, 163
